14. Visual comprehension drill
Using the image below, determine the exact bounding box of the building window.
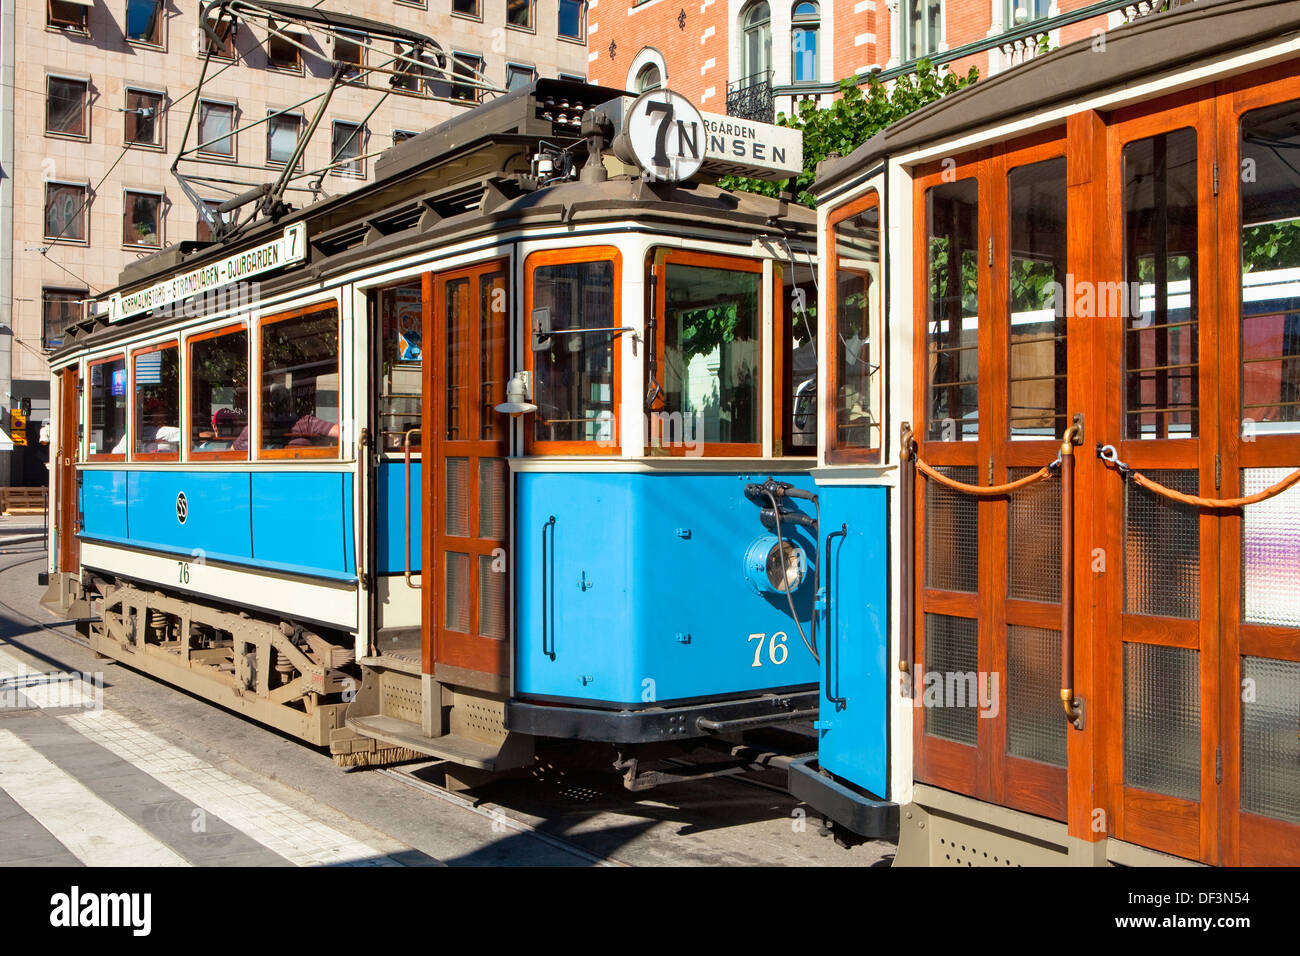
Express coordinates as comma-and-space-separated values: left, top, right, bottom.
905, 0, 942, 61
1004, 0, 1050, 25
188, 324, 249, 459
88, 355, 128, 458
258, 305, 341, 459
198, 100, 235, 158
635, 63, 662, 93
123, 190, 163, 247
740, 1, 771, 81
48, 0, 90, 33
506, 63, 536, 91
393, 128, 419, 145
391, 43, 428, 93
791, 2, 819, 83
331, 121, 364, 177
46, 76, 88, 138
267, 111, 303, 167
335, 31, 365, 82
124, 88, 163, 147
42, 289, 83, 351
196, 199, 229, 242
204, 8, 236, 58
452, 0, 479, 16
45, 182, 87, 242
526, 247, 621, 452
125, 0, 163, 45
507, 0, 534, 29
267, 22, 302, 70
558, 0, 584, 40
558, 72, 586, 82
133, 342, 181, 459
451, 53, 485, 103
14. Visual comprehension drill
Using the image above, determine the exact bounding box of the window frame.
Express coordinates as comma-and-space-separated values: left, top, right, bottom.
45, 74, 89, 140
255, 301, 343, 461
523, 245, 623, 456
558, 0, 585, 42
131, 339, 181, 462
266, 110, 305, 169
393, 128, 419, 146
47, 0, 91, 34
42, 288, 84, 351
791, 0, 820, 84
450, 0, 480, 21
506, 0, 535, 32
202, 7, 237, 59
825, 189, 884, 464
124, 0, 164, 48
124, 87, 165, 149
122, 188, 164, 249
506, 62, 537, 92
449, 52, 486, 104
903, 0, 943, 62
266, 21, 304, 72
186, 321, 250, 462
648, 248, 767, 458
44, 180, 89, 244
196, 199, 228, 242
86, 352, 128, 461
335, 30, 367, 84
330, 120, 366, 178
196, 98, 237, 160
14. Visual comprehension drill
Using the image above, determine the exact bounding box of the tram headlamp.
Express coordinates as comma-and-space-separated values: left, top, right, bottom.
494, 371, 538, 416
744, 534, 808, 596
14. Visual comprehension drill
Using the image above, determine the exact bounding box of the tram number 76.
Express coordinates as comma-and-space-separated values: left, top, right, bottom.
747, 632, 789, 667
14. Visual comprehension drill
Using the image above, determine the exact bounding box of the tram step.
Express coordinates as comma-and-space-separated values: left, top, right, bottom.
345, 714, 503, 770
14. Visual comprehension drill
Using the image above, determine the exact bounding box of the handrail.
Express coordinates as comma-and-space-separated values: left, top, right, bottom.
542, 515, 556, 660
1060, 425, 1083, 729
403, 427, 421, 590
822, 523, 850, 709
899, 422, 916, 697
1097, 444, 1300, 508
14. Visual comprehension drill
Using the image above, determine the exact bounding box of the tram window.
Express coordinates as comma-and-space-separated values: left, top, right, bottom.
781, 263, 818, 456
376, 282, 423, 453
925, 177, 980, 441
258, 305, 340, 458
653, 252, 762, 455
528, 250, 619, 450
1240, 101, 1300, 437
1008, 156, 1068, 440
829, 196, 881, 461
189, 325, 248, 459
1122, 127, 1198, 440
87, 355, 127, 458
133, 342, 180, 460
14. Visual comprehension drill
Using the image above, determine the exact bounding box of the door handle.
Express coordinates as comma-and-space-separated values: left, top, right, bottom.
541, 515, 556, 660
822, 523, 849, 710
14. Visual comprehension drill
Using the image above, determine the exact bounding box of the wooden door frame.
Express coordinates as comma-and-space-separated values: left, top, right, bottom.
1212, 60, 1300, 866
56, 366, 80, 573
422, 258, 511, 679
1098, 87, 1222, 863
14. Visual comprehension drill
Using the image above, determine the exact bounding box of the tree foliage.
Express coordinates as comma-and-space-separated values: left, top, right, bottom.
719, 59, 980, 208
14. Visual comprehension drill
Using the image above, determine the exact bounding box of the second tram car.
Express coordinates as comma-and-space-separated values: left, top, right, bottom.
793, 0, 1300, 865
41, 76, 827, 787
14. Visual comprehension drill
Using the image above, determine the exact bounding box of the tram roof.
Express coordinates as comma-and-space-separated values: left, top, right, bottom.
63, 81, 814, 354
814, 0, 1299, 196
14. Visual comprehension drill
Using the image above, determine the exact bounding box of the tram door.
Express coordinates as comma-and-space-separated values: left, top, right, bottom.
424, 260, 510, 678
1099, 78, 1300, 866
56, 367, 80, 572
912, 135, 1072, 823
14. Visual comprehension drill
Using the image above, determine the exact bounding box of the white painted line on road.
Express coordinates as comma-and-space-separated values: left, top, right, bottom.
0, 645, 101, 709
61, 710, 412, 867
0, 728, 190, 867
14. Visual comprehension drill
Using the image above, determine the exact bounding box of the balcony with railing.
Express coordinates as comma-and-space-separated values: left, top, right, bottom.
727, 71, 774, 124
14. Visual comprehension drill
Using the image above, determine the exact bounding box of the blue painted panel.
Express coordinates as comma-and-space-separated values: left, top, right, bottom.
79, 471, 128, 541
251, 471, 353, 578
377, 460, 422, 574
516, 472, 821, 706
814, 483, 890, 799
124, 471, 253, 564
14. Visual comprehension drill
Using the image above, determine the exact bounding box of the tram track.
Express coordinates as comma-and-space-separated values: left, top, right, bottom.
377, 766, 631, 867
